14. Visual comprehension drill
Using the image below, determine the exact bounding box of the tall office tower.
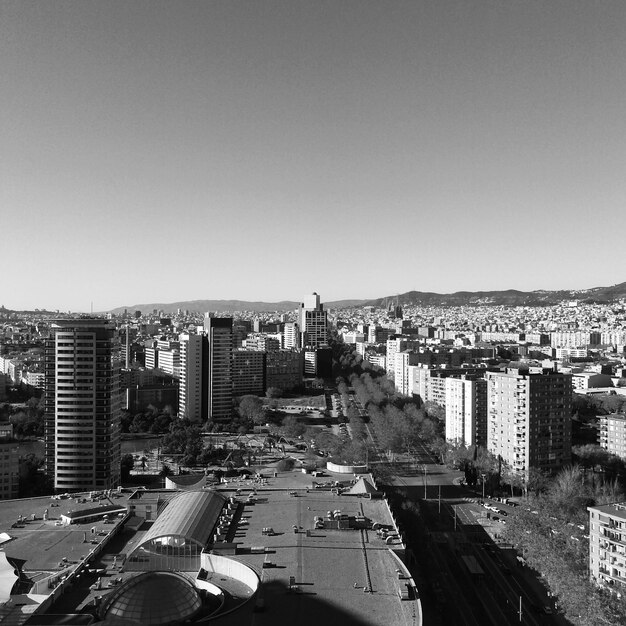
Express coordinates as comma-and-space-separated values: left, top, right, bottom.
298, 293, 328, 348
179, 333, 207, 422
283, 322, 300, 349
485, 366, 572, 477
203, 315, 233, 422
44, 319, 121, 492
445, 376, 488, 447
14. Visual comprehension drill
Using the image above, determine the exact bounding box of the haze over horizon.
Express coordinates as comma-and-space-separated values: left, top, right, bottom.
3, 1, 626, 312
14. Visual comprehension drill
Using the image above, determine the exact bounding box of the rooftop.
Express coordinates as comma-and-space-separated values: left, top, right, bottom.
0, 470, 419, 626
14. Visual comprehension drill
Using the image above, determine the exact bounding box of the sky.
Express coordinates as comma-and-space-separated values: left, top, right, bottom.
2, 1, 626, 311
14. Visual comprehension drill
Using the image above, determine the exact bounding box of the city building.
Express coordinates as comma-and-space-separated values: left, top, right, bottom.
0, 423, 19, 500
283, 322, 300, 349
385, 337, 408, 378
485, 366, 572, 477
599, 413, 626, 460
265, 349, 303, 392
44, 318, 121, 492
145, 347, 158, 370
588, 502, 626, 592
203, 315, 233, 422
232, 349, 266, 397
299, 293, 328, 349
179, 333, 207, 422
444, 376, 487, 447
303, 348, 332, 378
394, 350, 419, 395
156, 348, 180, 378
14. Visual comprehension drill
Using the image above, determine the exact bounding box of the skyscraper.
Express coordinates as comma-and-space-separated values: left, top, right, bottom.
44, 319, 121, 492
203, 315, 233, 422
179, 333, 207, 422
298, 293, 328, 349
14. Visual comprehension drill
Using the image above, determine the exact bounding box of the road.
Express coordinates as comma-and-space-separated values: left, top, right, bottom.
348, 393, 563, 626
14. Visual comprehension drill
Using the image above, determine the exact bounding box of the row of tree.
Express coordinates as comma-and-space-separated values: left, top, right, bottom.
501, 465, 626, 625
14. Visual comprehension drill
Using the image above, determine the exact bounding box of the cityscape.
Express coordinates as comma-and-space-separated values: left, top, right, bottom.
1, 287, 626, 625
3, 2, 626, 626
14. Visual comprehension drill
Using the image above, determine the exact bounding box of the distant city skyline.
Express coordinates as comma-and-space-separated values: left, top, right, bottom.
3, 1, 626, 312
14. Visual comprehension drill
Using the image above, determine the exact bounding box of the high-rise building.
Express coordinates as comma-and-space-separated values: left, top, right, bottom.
386, 337, 408, 378
179, 333, 207, 422
485, 366, 572, 477
203, 315, 233, 422
44, 319, 121, 492
394, 350, 419, 395
283, 322, 300, 349
266, 350, 303, 392
445, 376, 488, 447
232, 349, 265, 396
298, 293, 328, 349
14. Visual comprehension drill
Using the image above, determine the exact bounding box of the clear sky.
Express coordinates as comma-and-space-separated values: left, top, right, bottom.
2, 1, 625, 311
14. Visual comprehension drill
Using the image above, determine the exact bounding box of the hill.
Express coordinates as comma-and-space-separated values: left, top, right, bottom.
365, 282, 626, 308
16, 282, 621, 316
107, 300, 302, 315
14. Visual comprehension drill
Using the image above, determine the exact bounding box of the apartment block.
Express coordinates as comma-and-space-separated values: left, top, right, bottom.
266, 350, 303, 392
445, 376, 488, 447
485, 367, 572, 477
588, 502, 626, 591
599, 413, 626, 459
232, 349, 266, 396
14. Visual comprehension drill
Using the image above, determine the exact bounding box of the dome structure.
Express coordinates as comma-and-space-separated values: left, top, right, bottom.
100, 571, 202, 625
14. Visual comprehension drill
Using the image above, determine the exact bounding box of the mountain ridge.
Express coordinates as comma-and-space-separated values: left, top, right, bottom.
105, 282, 626, 314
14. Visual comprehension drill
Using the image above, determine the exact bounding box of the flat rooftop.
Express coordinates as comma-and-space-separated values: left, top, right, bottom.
0, 470, 420, 626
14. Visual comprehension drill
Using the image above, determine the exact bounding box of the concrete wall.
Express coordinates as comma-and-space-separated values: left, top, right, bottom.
326, 462, 368, 474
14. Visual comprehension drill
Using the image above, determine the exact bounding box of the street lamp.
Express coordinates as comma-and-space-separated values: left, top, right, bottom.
481, 473, 486, 502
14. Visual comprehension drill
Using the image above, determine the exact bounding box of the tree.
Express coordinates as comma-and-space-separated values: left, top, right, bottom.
120, 454, 134, 481
525, 467, 550, 498
238, 395, 265, 424
281, 415, 306, 439
265, 387, 283, 398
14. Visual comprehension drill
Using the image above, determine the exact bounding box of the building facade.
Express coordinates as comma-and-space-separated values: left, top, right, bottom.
485, 366, 572, 477
0, 423, 19, 500
599, 413, 626, 459
265, 349, 303, 392
588, 502, 626, 591
44, 319, 121, 492
299, 293, 328, 349
445, 376, 487, 447
203, 316, 233, 422
232, 349, 265, 397
179, 334, 207, 422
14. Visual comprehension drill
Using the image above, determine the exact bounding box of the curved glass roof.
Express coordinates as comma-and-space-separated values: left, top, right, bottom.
102, 571, 201, 625
133, 490, 226, 553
